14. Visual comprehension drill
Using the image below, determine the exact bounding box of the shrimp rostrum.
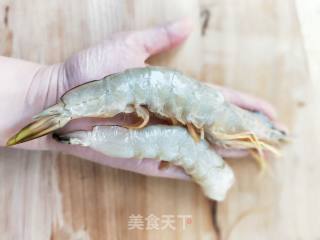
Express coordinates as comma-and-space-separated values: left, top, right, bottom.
7, 66, 287, 200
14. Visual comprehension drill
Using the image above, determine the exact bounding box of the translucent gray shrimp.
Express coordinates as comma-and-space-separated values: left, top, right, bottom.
7, 66, 286, 163
55, 125, 235, 201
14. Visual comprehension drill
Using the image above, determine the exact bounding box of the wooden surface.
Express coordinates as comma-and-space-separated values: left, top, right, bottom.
0, 0, 319, 239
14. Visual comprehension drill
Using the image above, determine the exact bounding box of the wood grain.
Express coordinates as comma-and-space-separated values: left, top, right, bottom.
0, 0, 319, 239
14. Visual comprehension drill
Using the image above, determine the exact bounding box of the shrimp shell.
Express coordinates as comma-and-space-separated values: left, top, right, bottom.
57, 125, 235, 201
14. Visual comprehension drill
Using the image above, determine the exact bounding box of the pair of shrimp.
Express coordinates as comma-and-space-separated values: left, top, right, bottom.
7, 67, 287, 201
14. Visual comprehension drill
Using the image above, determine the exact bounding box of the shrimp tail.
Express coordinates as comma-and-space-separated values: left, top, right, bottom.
6, 102, 71, 146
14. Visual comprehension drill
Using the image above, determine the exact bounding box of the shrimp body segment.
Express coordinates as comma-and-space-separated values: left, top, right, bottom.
7, 66, 286, 156
57, 125, 235, 201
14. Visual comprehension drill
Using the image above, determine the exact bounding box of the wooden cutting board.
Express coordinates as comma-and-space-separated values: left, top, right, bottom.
1, 0, 319, 239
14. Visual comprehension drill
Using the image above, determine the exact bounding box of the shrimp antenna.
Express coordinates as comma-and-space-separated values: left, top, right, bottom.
213, 132, 281, 174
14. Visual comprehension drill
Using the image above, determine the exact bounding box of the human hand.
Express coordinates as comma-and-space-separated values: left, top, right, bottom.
1, 19, 279, 179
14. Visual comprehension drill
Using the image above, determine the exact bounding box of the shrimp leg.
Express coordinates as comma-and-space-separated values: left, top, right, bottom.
186, 123, 201, 143
55, 125, 235, 201
124, 105, 150, 129
158, 161, 172, 170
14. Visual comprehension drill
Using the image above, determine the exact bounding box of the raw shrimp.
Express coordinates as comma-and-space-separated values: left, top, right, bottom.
7, 66, 286, 164
55, 125, 235, 201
